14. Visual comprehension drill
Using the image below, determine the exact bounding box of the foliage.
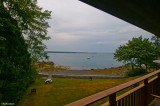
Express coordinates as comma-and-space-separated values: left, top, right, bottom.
125, 68, 146, 77
2, 0, 52, 63
114, 36, 155, 70
151, 35, 160, 59
0, 4, 37, 104
0, 0, 51, 103
0, 36, 6, 50
0, 36, 6, 40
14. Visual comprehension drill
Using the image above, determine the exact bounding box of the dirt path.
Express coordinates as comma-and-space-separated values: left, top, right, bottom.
39, 70, 124, 79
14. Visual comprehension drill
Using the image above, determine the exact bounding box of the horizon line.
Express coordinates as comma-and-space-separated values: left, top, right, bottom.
43, 51, 114, 53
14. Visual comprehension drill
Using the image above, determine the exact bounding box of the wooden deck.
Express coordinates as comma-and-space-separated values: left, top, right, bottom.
65, 70, 160, 106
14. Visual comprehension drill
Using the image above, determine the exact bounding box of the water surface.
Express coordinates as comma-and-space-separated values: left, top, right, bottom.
48, 52, 123, 70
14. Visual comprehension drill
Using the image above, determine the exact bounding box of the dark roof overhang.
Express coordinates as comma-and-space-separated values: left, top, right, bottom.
80, 0, 160, 36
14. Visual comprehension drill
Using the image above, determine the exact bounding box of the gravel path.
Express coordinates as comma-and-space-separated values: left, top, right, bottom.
39, 70, 124, 79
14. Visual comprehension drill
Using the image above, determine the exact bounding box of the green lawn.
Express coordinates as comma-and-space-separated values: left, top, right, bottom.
18, 76, 140, 106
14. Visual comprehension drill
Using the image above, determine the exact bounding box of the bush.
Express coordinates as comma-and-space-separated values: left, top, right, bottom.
125, 68, 146, 77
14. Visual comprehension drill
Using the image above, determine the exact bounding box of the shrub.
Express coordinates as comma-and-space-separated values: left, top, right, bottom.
125, 68, 146, 77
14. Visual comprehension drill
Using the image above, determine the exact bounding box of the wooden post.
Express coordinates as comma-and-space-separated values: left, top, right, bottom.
157, 73, 160, 95
144, 79, 148, 105
158, 73, 160, 78
109, 93, 116, 106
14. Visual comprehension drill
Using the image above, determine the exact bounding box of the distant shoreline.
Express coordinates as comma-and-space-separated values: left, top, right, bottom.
41, 51, 113, 54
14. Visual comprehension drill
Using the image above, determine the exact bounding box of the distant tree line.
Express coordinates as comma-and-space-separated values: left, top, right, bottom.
0, 0, 51, 104
114, 35, 160, 73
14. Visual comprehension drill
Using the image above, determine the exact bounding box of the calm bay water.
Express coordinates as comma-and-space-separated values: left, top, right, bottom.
48, 52, 123, 70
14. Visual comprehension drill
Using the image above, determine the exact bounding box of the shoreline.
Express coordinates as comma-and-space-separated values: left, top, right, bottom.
35, 61, 127, 72
36, 61, 128, 78
39, 72, 124, 79
38, 69, 125, 79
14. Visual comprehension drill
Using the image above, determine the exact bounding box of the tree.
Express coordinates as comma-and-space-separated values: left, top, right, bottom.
0, 0, 50, 104
151, 35, 160, 59
114, 36, 155, 71
2, 0, 51, 63
114, 44, 137, 70
0, 36, 6, 50
0, 4, 35, 103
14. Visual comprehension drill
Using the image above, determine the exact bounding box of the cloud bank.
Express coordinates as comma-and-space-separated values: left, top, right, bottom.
38, 0, 154, 52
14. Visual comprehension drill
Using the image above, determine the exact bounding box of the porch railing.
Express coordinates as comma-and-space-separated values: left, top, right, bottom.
65, 70, 160, 106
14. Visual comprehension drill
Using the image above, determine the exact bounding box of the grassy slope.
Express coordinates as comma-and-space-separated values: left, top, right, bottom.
18, 76, 141, 106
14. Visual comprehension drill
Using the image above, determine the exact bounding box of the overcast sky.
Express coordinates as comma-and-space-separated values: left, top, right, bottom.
38, 0, 154, 53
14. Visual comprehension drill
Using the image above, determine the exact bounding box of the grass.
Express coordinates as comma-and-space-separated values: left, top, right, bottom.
89, 65, 130, 75
89, 66, 156, 75
18, 75, 141, 106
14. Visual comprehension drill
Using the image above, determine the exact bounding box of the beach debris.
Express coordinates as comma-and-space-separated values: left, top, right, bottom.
35, 61, 70, 71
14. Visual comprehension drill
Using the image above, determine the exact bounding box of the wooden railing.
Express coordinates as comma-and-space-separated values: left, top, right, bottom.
65, 70, 160, 106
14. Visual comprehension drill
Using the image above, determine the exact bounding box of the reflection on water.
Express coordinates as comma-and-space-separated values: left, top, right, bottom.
48, 52, 123, 70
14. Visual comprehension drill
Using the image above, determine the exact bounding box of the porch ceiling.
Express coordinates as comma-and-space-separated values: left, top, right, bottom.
79, 0, 160, 36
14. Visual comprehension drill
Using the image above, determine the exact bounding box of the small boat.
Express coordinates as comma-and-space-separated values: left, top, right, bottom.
87, 57, 90, 59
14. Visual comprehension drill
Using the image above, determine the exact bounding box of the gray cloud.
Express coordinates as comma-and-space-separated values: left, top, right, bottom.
38, 0, 154, 52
